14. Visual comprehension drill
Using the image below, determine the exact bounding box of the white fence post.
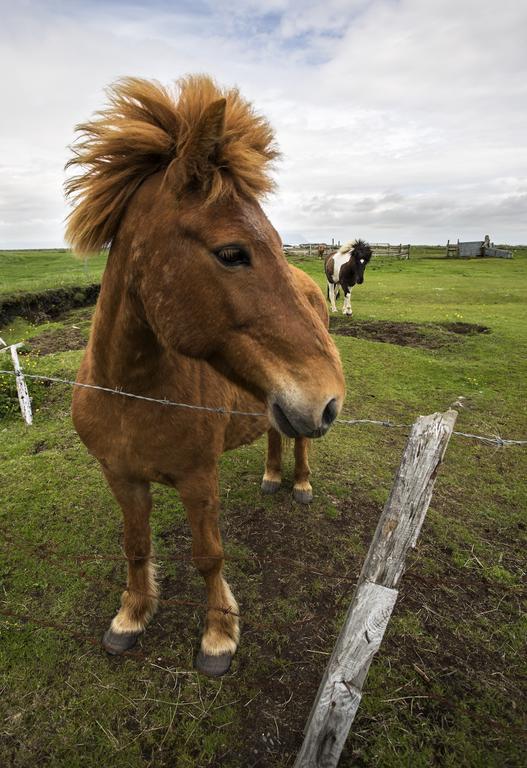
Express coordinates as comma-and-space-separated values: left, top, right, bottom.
294, 409, 457, 768
0, 343, 33, 425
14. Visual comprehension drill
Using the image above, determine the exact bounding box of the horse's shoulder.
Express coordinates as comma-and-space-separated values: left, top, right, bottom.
289, 264, 328, 324
333, 250, 351, 272
289, 263, 316, 289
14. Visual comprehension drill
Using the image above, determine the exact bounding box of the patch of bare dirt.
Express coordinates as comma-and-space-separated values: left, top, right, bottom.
217, 494, 381, 765
30, 440, 49, 454
442, 321, 490, 335
26, 326, 87, 355
330, 318, 490, 349
0, 284, 99, 327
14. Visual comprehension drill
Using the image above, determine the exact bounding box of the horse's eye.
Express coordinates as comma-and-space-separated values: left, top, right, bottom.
213, 245, 251, 267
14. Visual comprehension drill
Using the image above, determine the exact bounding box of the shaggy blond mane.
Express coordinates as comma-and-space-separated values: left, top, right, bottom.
65, 75, 279, 254
337, 239, 357, 255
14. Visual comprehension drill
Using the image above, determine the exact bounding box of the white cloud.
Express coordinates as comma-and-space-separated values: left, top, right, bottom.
1, 0, 526, 247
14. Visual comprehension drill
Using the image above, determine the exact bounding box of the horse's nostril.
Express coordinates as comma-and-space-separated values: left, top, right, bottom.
322, 398, 338, 428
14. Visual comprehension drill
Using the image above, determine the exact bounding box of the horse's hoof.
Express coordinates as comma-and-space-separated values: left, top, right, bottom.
293, 487, 313, 504
195, 650, 233, 677
102, 628, 141, 655
261, 479, 281, 494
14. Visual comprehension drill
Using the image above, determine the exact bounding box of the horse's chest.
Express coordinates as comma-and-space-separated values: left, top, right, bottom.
223, 415, 268, 451
332, 253, 351, 283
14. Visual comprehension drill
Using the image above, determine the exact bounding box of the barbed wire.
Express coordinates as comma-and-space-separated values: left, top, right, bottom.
336, 417, 527, 446
2, 526, 524, 666
0, 607, 148, 661
0, 530, 322, 635
0, 525, 357, 583
0, 369, 264, 417
1, 368, 526, 447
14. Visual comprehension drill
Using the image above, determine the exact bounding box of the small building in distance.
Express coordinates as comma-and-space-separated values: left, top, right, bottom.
446, 236, 512, 259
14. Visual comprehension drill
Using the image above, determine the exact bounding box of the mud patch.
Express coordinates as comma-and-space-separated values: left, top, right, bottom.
30, 440, 49, 454
442, 321, 490, 335
330, 318, 490, 349
26, 326, 88, 355
219, 494, 381, 764
0, 283, 99, 328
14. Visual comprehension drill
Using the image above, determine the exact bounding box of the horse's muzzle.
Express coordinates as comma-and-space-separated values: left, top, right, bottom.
271, 397, 339, 439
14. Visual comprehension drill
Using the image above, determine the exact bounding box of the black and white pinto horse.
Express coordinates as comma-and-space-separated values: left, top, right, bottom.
324, 239, 372, 315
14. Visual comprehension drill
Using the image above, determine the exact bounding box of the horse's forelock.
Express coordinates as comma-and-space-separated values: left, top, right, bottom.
65, 75, 280, 255
352, 239, 372, 262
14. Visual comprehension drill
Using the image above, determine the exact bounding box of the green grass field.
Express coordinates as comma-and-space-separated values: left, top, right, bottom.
0, 249, 107, 298
1, 248, 526, 766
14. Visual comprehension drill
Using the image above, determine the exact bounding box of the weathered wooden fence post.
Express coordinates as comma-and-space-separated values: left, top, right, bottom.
294, 409, 457, 768
0, 343, 33, 425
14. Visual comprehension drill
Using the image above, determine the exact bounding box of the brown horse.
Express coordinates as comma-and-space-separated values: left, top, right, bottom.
65, 76, 345, 677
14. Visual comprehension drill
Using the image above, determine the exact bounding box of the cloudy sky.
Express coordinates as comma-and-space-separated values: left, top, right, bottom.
1, 0, 526, 247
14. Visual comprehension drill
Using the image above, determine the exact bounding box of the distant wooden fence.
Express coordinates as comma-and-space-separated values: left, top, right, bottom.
370, 243, 410, 259
295, 243, 411, 260
446, 240, 513, 259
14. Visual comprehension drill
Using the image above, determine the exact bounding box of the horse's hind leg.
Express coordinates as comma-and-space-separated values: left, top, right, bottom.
293, 436, 313, 504
178, 466, 239, 677
101, 471, 158, 654
261, 427, 282, 494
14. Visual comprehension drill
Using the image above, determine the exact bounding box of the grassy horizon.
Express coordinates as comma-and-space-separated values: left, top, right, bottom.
1, 244, 525, 300
0, 249, 107, 299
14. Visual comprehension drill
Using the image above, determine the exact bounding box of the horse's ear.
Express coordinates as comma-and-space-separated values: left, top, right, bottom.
167, 98, 226, 194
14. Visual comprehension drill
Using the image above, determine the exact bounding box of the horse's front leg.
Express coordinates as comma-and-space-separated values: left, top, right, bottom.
328, 281, 338, 312
343, 286, 353, 316
101, 472, 159, 654
261, 427, 282, 494
178, 466, 239, 677
293, 436, 313, 504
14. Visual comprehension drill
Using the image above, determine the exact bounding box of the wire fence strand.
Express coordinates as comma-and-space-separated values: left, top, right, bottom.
0, 526, 357, 583
0, 525, 359, 640
0, 369, 264, 417
1, 368, 526, 446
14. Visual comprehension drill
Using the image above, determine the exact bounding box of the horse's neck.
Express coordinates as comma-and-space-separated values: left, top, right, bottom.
88, 257, 163, 389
